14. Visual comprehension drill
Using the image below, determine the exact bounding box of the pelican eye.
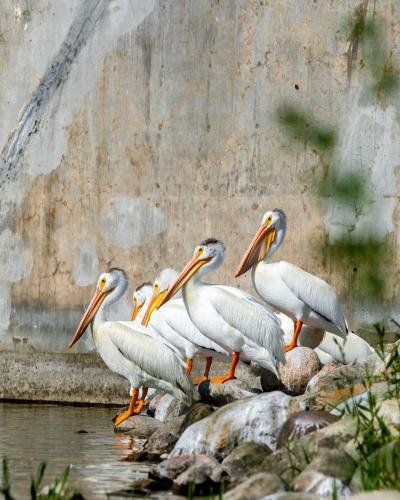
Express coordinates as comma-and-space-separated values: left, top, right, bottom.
264, 216, 272, 226
195, 247, 204, 258
154, 283, 159, 292
99, 277, 106, 290
133, 297, 137, 305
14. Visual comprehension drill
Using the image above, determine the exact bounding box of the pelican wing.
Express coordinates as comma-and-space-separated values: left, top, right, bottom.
108, 323, 192, 394
162, 299, 228, 355
276, 261, 348, 337
207, 286, 285, 364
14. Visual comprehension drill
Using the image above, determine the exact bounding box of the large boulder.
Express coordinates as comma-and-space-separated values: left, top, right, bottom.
113, 415, 161, 437
277, 411, 339, 448
279, 347, 320, 395
170, 391, 292, 459
224, 473, 284, 499
221, 442, 272, 480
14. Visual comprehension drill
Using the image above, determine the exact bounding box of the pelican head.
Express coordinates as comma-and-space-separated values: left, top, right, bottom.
155, 238, 226, 310
235, 208, 287, 277
69, 268, 128, 348
141, 268, 178, 326
131, 282, 152, 321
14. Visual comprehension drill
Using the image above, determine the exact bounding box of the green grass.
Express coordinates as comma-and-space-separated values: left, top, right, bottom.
1, 459, 82, 500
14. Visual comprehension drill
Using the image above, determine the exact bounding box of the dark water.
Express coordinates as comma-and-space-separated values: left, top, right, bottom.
0, 403, 150, 499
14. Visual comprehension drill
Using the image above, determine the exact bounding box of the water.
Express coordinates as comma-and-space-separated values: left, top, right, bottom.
0, 403, 151, 499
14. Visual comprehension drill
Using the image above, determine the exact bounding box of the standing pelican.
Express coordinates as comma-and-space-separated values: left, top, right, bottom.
235, 209, 348, 352
141, 268, 228, 383
69, 268, 192, 426
156, 239, 285, 384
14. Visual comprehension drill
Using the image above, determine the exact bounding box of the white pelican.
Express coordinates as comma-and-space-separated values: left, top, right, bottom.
69, 268, 192, 426
141, 268, 229, 383
131, 282, 153, 324
235, 209, 349, 352
156, 239, 285, 384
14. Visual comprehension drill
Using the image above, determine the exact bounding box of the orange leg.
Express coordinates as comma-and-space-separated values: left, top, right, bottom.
185, 358, 193, 375
134, 387, 148, 414
192, 356, 213, 385
114, 388, 139, 427
210, 352, 239, 384
283, 320, 303, 352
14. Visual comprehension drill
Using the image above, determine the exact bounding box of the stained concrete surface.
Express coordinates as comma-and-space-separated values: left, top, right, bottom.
0, 0, 399, 357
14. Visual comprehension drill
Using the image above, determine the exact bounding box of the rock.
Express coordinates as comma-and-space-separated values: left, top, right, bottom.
261, 368, 283, 392
197, 379, 260, 406
221, 442, 272, 480
299, 449, 356, 483
303, 363, 370, 411
330, 382, 389, 416
350, 491, 400, 499
147, 390, 166, 417
180, 403, 214, 431
144, 430, 180, 459
262, 493, 319, 499
276, 411, 339, 448
279, 347, 320, 395
306, 362, 340, 390
154, 394, 189, 423
172, 455, 222, 496
151, 454, 200, 481
170, 391, 292, 459
224, 473, 284, 499
293, 471, 350, 498
377, 399, 400, 429
114, 415, 161, 437
255, 417, 357, 484
107, 477, 171, 497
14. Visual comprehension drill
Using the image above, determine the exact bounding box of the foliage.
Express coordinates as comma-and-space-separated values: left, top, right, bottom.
0, 460, 81, 500
339, 324, 400, 490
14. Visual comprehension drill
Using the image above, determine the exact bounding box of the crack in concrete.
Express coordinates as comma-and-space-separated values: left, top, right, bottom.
0, 0, 110, 188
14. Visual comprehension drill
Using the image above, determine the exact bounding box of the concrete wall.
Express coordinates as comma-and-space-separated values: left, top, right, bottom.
0, 0, 398, 353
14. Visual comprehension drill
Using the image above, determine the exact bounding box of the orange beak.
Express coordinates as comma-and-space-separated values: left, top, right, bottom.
130, 300, 143, 321
141, 289, 168, 327
156, 256, 211, 310
235, 224, 276, 277
69, 288, 111, 348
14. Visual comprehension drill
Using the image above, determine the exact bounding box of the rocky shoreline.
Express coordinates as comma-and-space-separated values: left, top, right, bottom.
108, 345, 400, 499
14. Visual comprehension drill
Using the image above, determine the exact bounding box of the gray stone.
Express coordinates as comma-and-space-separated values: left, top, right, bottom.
262, 493, 319, 499
152, 455, 199, 481
277, 411, 339, 448
154, 394, 189, 423
172, 456, 222, 496
170, 391, 292, 459
259, 417, 358, 484
225, 473, 284, 499
260, 368, 283, 392
180, 403, 214, 431
279, 348, 320, 395
197, 378, 260, 406
293, 471, 351, 498
301, 449, 356, 483
147, 390, 166, 417
114, 415, 161, 437
221, 442, 272, 479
